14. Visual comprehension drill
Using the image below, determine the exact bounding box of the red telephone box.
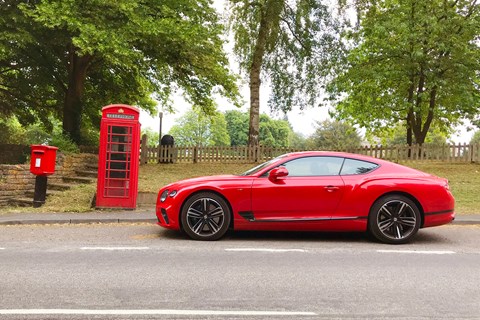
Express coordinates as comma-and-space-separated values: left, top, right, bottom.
96, 104, 141, 209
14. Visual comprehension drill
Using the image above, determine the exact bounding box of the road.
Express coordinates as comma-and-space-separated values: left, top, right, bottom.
0, 223, 479, 319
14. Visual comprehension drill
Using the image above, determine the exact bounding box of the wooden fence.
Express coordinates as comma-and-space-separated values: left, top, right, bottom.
140, 138, 480, 164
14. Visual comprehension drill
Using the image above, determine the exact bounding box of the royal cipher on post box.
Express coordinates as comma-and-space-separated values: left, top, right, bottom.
30, 145, 58, 176
96, 104, 141, 209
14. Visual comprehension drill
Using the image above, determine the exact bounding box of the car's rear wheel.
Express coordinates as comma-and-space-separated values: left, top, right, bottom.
180, 192, 231, 241
369, 195, 421, 244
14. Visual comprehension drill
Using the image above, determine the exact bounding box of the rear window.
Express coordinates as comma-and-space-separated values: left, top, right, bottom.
340, 158, 379, 175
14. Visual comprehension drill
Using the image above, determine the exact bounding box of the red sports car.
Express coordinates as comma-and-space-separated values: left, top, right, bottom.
155, 151, 455, 244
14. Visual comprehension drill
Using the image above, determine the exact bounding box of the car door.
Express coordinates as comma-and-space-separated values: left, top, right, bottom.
251, 156, 345, 221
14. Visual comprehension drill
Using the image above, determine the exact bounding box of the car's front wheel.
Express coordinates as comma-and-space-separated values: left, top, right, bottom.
180, 192, 231, 241
369, 195, 421, 244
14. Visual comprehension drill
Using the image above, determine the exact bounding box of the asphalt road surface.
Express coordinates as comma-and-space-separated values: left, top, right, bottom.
0, 223, 479, 319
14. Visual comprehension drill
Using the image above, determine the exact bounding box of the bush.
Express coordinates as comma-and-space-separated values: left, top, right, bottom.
0, 117, 79, 153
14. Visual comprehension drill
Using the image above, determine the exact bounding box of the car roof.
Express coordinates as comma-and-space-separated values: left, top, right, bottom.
284, 151, 380, 162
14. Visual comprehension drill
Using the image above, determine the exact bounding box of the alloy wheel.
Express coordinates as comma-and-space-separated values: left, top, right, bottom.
376, 200, 417, 241
186, 197, 226, 237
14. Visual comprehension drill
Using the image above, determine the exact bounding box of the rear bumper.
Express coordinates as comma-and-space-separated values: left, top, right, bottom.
423, 210, 455, 228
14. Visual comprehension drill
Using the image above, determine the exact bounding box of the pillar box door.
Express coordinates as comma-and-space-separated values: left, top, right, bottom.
96, 104, 141, 209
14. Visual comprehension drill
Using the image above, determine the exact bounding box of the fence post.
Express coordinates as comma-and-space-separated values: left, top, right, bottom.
140, 134, 148, 165
472, 143, 479, 163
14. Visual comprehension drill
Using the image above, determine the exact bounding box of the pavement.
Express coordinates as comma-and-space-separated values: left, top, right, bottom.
0, 208, 158, 225
0, 209, 479, 226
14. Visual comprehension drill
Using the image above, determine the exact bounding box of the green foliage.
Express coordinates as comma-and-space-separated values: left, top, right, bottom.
0, 116, 79, 153
259, 114, 291, 147
169, 108, 230, 147
307, 120, 362, 150
0, 117, 25, 144
289, 131, 308, 149
471, 131, 480, 145
328, 0, 480, 145
1, 0, 240, 144
225, 110, 249, 146
224, 110, 295, 147
142, 128, 160, 147
373, 122, 450, 146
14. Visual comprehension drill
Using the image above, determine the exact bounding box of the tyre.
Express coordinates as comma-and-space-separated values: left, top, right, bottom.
180, 192, 231, 241
368, 195, 421, 244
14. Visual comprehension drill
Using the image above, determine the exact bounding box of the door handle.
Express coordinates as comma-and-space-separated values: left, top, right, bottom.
324, 186, 339, 192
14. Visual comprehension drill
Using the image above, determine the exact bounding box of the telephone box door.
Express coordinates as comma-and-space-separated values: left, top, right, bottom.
96, 105, 140, 209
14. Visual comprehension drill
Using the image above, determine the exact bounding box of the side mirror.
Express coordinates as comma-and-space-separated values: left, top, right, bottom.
268, 167, 289, 182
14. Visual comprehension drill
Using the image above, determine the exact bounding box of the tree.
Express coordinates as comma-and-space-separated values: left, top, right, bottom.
471, 131, 480, 145
224, 110, 295, 147
0, 0, 239, 144
259, 114, 291, 147
328, 0, 480, 146
141, 128, 159, 147
169, 109, 230, 147
227, 0, 341, 147
373, 123, 450, 146
225, 110, 249, 146
289, 131, 308, 149
307, 119, 362, 150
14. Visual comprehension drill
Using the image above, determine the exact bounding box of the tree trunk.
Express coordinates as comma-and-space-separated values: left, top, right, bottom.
63, 47, 92, 145
247, 0, 281, 147
248, 11, 267, 147
416, 87, 437, 145
406, 80, 415, 147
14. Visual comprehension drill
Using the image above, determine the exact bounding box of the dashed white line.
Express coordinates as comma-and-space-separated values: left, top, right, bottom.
0, 309, 317, 316
225, 248, 308, 253
80, 247, 150, 251
377, 249, 456, 255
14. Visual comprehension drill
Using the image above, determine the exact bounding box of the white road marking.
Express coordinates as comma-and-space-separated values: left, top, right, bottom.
80, 247, 150, 251
0, 309, 317, 316
377, 249, 456, 255
225, 248, 308, 253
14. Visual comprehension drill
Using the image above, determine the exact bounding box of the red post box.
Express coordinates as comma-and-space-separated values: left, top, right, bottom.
96, 104, 141, 209
29, 145, 58, 207
30, 145, 58, 176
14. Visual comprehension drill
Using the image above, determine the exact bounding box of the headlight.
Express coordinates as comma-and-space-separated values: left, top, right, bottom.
169, 190, 177, 197
160, 190, 169, 202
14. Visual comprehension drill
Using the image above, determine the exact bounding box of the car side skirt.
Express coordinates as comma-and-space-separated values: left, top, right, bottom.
236, 211, 368, 232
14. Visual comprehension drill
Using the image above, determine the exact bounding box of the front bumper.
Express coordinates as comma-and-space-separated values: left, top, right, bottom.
155, 204, 180, 230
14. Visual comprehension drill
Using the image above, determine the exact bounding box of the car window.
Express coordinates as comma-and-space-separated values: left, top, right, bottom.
340, 158, 379, 175
240, 154, 288, 176
282, 156, 344, 176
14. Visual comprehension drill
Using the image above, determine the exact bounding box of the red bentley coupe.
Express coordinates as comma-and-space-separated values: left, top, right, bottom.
155, 151, 455, 244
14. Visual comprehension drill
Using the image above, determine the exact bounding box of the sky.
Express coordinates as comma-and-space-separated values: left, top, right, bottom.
139, 0, 474, 144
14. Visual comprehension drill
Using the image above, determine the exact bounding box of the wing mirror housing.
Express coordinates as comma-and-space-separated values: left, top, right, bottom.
269, 167, 289, 182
